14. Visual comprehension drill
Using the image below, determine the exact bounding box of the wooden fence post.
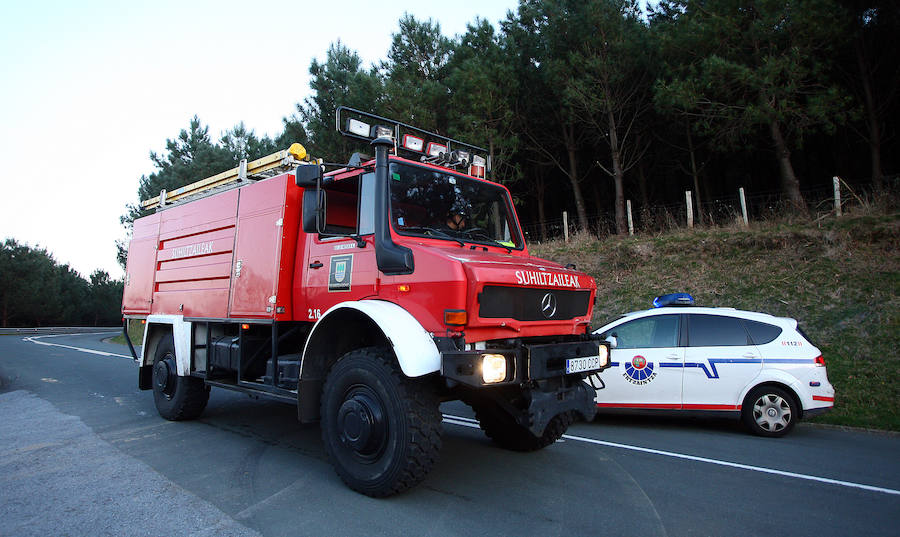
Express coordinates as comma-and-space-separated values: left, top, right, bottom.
686, 191, 694, 229
833, 176, 842, 217
562, 211, 569, 243
626, 200, 634, 236
739, 187, 749, 227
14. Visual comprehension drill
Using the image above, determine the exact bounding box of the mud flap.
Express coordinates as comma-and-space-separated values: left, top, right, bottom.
525, 380, 597, 436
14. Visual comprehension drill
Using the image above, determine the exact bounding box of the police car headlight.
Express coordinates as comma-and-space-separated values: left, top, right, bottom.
481, 354, 507, 384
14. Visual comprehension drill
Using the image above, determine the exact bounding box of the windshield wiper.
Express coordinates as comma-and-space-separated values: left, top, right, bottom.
398, 226, 465, 246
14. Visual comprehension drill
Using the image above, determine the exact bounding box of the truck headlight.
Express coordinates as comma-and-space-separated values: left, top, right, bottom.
481, 354, 507, 384
598, 343, 610, 368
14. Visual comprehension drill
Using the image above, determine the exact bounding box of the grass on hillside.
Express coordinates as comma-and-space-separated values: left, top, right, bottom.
532, 212, 900, 431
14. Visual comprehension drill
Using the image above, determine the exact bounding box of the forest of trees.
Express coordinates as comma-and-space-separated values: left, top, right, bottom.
123, 0, 896, 245
0, 239, 123, 327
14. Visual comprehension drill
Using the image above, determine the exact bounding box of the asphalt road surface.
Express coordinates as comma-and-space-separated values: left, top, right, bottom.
1, 331, 898, 536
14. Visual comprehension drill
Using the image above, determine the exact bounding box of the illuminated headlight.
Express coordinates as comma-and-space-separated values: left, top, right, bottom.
347, 118, 371, 138
598, 343, 610, 368
481, 354, 507, 384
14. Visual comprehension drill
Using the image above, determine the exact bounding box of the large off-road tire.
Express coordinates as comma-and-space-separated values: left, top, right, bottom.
152, 334, 209, 421
474, 402, 572, 452
320, 348, 442, 497
742, 385, 798, 437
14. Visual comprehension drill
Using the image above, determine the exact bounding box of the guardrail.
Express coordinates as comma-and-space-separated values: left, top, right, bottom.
0, 327, 120, 336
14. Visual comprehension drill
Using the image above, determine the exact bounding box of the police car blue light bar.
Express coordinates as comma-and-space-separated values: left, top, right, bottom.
652, 293, 694, 308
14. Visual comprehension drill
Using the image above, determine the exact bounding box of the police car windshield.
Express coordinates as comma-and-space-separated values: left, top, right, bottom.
389, 163, 523, 249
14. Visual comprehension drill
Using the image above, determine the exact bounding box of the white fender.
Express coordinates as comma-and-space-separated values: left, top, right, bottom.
306, 300, 441, 377
142, 314, 192, 376
740, 369, 808, 410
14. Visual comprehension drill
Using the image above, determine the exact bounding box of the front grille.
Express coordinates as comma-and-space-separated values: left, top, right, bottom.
478, 285, 590, 321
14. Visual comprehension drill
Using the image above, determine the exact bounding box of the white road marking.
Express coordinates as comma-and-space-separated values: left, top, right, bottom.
23, 333, 134, 359
441, 413, 900, 497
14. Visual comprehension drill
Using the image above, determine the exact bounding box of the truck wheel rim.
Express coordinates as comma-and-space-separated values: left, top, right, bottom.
337, 386, 387, 460
154, 356, 177, 400
752, 393, 791, 432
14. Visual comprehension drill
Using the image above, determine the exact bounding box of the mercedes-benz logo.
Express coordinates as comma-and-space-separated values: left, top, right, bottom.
540, 292, 558, 318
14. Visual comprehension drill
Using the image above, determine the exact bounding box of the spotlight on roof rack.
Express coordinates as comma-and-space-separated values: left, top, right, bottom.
652, 293, 694, 308
371, 125, 393, 139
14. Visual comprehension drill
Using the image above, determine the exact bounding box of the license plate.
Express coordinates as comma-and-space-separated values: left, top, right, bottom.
566, 355, 600, 374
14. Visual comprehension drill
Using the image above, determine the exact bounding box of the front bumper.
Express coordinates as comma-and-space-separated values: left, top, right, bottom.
440, 339, 611, 387
441, 338, 610, 435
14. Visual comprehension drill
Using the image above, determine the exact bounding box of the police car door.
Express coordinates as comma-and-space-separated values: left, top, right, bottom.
596, 314, 685, 409
681, 313, 762, 411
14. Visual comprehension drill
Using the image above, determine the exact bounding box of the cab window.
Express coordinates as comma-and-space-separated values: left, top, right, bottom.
604, 315, 680, 349
688, 314, 751, 346
321, 175, 359, 235
317, 172, 375, 237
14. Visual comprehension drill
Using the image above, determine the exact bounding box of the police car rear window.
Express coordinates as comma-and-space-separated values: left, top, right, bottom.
743, 320, 783, 345
687, 314, 751, 346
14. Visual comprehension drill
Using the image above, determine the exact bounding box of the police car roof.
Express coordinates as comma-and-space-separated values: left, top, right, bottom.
618, 306, 794, 326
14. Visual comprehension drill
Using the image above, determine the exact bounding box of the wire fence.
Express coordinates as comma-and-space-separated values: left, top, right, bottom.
520, 176, 895, 242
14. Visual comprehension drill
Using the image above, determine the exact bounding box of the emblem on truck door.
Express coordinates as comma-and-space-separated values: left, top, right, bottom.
541, 292, 558, 318
328, 254, 353, 292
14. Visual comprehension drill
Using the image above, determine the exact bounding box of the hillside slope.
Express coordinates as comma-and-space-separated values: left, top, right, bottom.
532, 214, 900, 430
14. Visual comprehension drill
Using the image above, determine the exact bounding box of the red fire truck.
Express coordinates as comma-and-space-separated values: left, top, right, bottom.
122, 107, 611, 496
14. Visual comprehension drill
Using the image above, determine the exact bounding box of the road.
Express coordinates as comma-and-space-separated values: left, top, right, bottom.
1, 331, 898, 536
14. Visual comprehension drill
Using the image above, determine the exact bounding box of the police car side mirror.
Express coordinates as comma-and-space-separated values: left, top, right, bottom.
295, 164, 323, 188
605, 335, 618, 349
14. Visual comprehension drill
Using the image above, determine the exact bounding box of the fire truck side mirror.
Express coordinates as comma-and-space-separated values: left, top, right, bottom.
295, 164, 323, 188
302, 189, 327, 234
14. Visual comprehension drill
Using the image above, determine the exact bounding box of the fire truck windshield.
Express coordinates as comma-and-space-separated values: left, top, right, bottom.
389, 162, 523, 249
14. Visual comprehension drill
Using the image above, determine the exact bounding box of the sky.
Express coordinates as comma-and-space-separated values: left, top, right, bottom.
0, 0, 520, 280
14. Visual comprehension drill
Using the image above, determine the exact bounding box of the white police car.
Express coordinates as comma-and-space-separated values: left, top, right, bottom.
591, 294, 834, 437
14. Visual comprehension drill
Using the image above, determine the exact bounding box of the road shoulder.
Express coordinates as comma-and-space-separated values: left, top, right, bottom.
0, 390, 260, 537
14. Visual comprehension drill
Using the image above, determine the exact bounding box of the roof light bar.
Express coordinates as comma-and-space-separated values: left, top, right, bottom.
453, 150, 470, 167
402, 134, 424, 152
425, 142, 447, 158
372, 125, 394, 139
347, 118, 370, 138
336, 106, 491, 177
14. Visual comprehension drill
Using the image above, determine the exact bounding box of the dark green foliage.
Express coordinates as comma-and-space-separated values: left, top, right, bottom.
381, 14, 454, 133
0, 239, 123, 327
282, 41, 383, 163
652, 0, 852, 209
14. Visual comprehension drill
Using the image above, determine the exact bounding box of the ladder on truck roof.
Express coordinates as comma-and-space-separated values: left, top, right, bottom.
141, 143, 312, 210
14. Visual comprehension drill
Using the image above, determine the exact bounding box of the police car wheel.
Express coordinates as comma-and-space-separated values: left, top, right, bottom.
320, 348, 442, 497
151, 334, 209, 421
742, 386, 797, 438
474, 403, 571, 452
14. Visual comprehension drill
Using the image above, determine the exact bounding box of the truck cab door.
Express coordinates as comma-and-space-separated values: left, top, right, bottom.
301, 172, 377, 321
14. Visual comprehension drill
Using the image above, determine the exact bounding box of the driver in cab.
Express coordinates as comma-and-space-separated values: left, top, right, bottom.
446, 211, 467, 231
